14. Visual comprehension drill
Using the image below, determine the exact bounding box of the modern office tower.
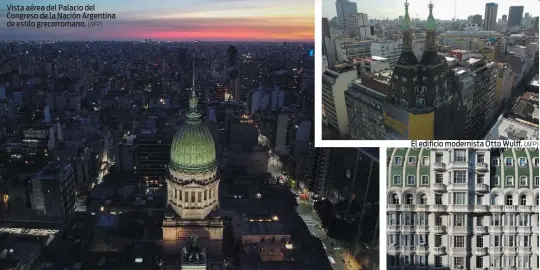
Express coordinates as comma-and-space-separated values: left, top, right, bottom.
227, 45, 240, 101
346, 13, 371, 39
484, 3, 498, 30
502, 14, 507, 24
30, 162, 76, 220
306, 147, 332, 199
386, 147, 540, 269
136, 132, 174, 191
335, 0, 357, 30
472, 14, 482, 27
322, 18, 331, 37
322, 67, 356, 139
387, 2, 464, 140
508, 6, 524, 27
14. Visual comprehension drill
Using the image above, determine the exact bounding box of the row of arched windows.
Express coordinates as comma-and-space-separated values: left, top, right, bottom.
389, 193, 540, 206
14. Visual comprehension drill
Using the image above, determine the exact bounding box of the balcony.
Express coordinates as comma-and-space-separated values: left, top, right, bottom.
400, 246, 415, 254
416, 225, 430, 234
416, 205, 430, 212
518, 246, 532, 254
488, 226, 503, 234
401, 205, 415, 212
518, 205, 534, 213
448, 247, 467, 256
432, 246, 446, 255
401, 225, 415, 233
503, 226, 517, 234
430, 205, 448, 212
416, 246, 429, 255
488, 246, 503, 254
447, 205, 471, 212
474, 247, 488, 256
518, 226, 532, 234
448, 226, 468, 234
489, 205, 504, 212
503, 247, 517, 254
475, 162, 489, 173
432, 225, 446, 234
387, 245, 400, 255
387, 205, 400, 212
448, 161, 469, 170
504, 205, 518, 212
475, 226, 488, 235
432, 183, 447, 193
388, 225, 400, 233
475, 183, 489, 193
433, 162, 446, 171
474, 205, 489, 213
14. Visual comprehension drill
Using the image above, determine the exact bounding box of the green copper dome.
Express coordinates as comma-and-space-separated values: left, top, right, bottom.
169, 91, 217, 174
425, 2, 437, 31
401, 1, 412, 30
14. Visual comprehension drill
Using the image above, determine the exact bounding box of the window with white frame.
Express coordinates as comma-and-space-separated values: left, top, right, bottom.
435, 256, 442, 267
388, 213, 399, 225
520, 235, 530, 247
476, 236, 484, 247
492, 176, 500, 186
518, 255, 530, 268
391, 194, 399, 204
453, 192, 466, 205
492, 157, 500, 166
535, 176, 539, 186
422, 156, 429, 165
421, 175, 428, 185
519, 214, 530, 226
520, 176, 527, 185
520, 195, 527, 205
476, 256, 483, 268
492, 235, 501, 246
454, 171, 467, 183
506, 195, 513, 205
454, 214, 466, 226
435, 173, 443, 183
405, 194, 414, 205
454, 257, 464, 268
477, 153, 485, 163
477, 174, 484, 184
417, 255, 427, 266
393, 175, 401, 185
505, 157, 514, 166
506, 256, 515, 268
506, 214, 515, 226
394, 156, 403, 165
408, 156, 416, 164
417, 234, 427, 246
389, 234, 399, 245
407, 175, 415, 185
454, 149, 467, 162
418, 213, 427, 225
506, 235, 515, 247
518, 157, 527, 166
388, 255, 399, 267
435, 153, 443, 162
403, 255, 413, 266
506, 176, 514, 185
491, 214, 501, 226
404, 213, 414, 225
454, 236, 465, 247
534, 158, 539, 167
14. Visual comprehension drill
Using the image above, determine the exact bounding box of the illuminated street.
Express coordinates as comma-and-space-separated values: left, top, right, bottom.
296, 200, 348, 270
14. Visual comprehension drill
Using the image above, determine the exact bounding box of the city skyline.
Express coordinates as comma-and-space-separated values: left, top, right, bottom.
323, 0, 539, 21
0, 0, 313, 41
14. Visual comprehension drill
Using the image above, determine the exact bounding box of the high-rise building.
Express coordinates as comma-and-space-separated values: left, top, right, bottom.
136, 133, 173, 191
484, 3, 498, 31
472, 14, 483, 26
386, 147, 540, 269
335, 0, 357, 30
322, 17, 331, 37
30, 162, 76, 220
322, 67, 356, 139
502, 14, 507, 23
508, 6, 524, 27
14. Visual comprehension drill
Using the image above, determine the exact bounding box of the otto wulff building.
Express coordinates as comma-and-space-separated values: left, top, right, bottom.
386, 1, 464, 140
163, 91, 224, 269
386, 147, 540, 269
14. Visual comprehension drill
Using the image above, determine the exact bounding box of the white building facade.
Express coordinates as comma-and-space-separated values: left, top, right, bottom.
387, 147, 539, 269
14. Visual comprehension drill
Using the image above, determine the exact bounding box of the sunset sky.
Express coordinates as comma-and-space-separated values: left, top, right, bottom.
1, 0, 314, 41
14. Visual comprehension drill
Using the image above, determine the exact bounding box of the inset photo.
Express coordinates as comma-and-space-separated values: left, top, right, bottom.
319, 0, 539, 141
386, 147, 539, 269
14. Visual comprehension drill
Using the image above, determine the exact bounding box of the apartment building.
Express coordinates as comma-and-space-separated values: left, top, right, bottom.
386, 147, 539, 269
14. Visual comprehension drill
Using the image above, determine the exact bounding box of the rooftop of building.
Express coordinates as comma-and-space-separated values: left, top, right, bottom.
33, 162, 72, 180
485, 115, 539, 140
0, 234, 45, 270
510, 92, 539, 125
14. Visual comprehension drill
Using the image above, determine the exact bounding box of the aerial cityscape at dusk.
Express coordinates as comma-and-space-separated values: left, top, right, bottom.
322, 0, 539, 140
0, 0, 383, 269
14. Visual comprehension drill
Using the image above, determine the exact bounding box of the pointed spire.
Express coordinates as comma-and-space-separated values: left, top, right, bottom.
401, 0, 412, 30
186, 90, 201, 123
425, 1, 437, 31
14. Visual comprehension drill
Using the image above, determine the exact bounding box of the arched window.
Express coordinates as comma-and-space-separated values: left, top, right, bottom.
416, 98, 425, 107
505, 195, 513, 206
520, 195, 527, 206
419, 194, 428, 205
491, 194, 499, 205
391, 194, 399, 204
405, 194, 414, 205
